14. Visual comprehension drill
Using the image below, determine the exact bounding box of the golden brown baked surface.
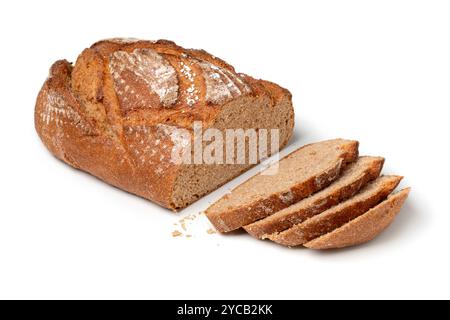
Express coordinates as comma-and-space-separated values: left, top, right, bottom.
35, 38, 295, 210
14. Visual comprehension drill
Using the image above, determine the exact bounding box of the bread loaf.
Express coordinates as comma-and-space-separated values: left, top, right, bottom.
35, 38, 295, 210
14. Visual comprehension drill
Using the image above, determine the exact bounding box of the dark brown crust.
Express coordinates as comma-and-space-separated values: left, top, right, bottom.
304, 188, 410, 249
244, 157, 384, 239
205, 140, 359, 233
35, 39, 295, 210
35, 60, 180, 207
271, 175, 403, 247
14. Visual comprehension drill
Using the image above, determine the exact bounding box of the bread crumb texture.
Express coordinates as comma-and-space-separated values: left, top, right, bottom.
206, 140, 410, 250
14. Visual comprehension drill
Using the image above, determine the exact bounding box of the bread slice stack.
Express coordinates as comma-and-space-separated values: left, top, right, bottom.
205, 139, 410, 249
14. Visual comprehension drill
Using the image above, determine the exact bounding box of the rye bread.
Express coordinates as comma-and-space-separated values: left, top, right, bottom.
270, 175, 403, 247
304, 188, 411, 249
35, 39, 295, 211
244, 156, 384, 239
205, 139, 359, 233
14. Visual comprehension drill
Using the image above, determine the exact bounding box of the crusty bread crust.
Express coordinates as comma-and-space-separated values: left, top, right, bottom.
304, 188, 410, 249
35, 39, 294, 210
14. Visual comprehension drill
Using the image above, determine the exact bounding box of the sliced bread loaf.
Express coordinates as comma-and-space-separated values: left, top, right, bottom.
270, 175, 403, 247
205, 139, 359, 232
244, 156, 384, 239
304, 188, 411, 249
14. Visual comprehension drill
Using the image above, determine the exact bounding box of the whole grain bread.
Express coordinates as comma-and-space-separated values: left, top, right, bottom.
35, 38, 295, 210
270, 175, 402, 247
205, 139, 359, 233
244, 156, 384, 239
304, 188, 410, 249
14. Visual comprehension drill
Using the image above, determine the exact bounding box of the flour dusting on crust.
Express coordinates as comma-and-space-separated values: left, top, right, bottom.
179, 60, 200, 107
109, 48, 179, 108
39, 90, 91, 133
198, 61, 233, 104
108, 44, 251, 109
157, 124, 191, 149
104, 37, 144, 44
198, 61, 251, 104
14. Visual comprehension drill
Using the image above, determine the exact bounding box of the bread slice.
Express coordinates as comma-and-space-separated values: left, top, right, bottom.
205, 139, 359, 233
304, 188, 410, 249
244, 156, 384, 239
270, 175, 402, 246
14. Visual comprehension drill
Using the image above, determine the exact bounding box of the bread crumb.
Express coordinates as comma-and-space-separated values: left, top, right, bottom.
177, 213, 199, 233
172, 230, 182, 237
182, 214, 196, 221
207, 228, 217, 235
172, 213, 203, 238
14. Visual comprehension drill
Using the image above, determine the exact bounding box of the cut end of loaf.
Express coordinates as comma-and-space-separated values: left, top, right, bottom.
170, 91, 295, 211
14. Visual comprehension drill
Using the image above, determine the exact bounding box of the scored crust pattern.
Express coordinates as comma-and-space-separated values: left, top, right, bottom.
107, 42, 252, 113
197, 60, 251, 104
39, 89, 92, 134
109, 48, 180, 109
35, 38, 295, 210
179, 58, 200, 107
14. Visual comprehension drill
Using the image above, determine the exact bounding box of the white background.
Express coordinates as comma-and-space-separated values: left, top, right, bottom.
0, 0, 449, 300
